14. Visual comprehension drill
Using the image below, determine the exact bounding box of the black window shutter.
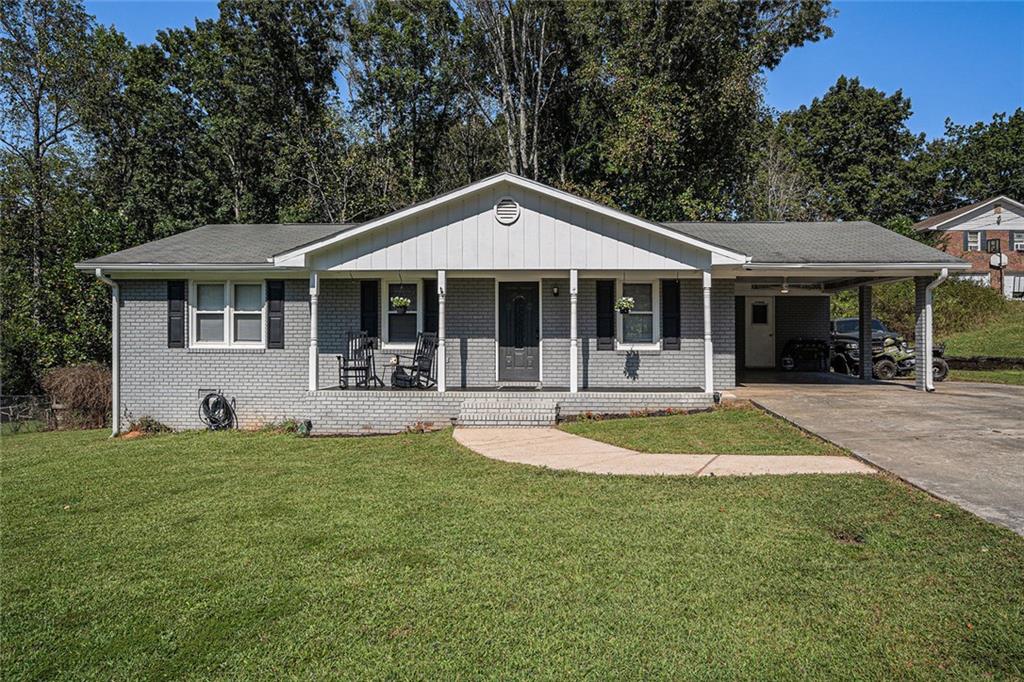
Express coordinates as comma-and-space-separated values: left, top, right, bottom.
423, 279, 438, 333
979, 230, 987, 251
360, 280, 379, 338
962, 231, 969, 251
266, 280, 285, 349
596, 280, 615, 350
661, 280, 681, 350
167, 280, 186, 348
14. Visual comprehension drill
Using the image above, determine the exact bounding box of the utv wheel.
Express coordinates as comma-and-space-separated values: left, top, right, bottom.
831, 356, 849, 375
873, 358, 897, 380
932, 357, 949, 382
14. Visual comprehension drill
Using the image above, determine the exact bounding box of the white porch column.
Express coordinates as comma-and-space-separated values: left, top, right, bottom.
437, 270, 446, 392
569, 269, 579, 393
308, 271, 319, 391
703, 271, 714, 394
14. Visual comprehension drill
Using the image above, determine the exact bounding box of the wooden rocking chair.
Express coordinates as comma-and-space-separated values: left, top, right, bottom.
390, 332, 438, 389
338, 331, 383, 388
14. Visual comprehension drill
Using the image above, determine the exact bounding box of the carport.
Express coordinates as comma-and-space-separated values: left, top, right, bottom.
664, 221, 971, 390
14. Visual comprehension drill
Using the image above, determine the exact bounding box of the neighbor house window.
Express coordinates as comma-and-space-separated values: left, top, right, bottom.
617, 281, 658, 348
966, 231, 982, 251
190, 281, 266, 347
1014, 233, 1024, 251
384, 281, 419, 346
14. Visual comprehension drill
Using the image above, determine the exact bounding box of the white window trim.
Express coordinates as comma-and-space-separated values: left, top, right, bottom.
189, 280, 267, 349
1013, 233, 1024, 251
381, 279, 422, 350
966, 231, 982, 251
615, 279, 661, 351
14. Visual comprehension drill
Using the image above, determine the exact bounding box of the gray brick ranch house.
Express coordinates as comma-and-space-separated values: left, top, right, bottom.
77, 173, 968, 434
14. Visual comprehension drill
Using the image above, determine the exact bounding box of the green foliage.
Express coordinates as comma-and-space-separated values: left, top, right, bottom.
772, 76, 923, 224
950, 369, 1024, 386
942, 302, 1024, 357
0, 0, 1018, 395
830, 279, 1013, 342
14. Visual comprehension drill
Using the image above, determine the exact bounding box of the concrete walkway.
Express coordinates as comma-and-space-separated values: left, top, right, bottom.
453, 427, 875, 477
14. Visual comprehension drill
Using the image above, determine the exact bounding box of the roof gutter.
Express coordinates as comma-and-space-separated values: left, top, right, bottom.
744, 262, 970, 271
94, 269, 120, 437
75, 262, 303, 272
923, 268, 949, 392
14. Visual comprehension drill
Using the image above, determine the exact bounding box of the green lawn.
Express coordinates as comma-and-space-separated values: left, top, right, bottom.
561, 404, 847, 455
3, 430, 1023, 679
942, 302, 1024, 357
949, 369, 1024, 386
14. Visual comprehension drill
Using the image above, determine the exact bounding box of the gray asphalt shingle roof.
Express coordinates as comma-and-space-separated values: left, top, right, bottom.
81, 223, 355, 266
664, 221, 963, 264
79, 218, 961, 268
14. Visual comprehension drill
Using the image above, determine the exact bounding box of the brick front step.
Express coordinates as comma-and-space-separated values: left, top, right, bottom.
457, 398, 559, 427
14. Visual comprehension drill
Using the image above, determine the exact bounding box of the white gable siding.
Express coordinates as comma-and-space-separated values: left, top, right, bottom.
939, 204, 1024, 232
309, 183, 713, 272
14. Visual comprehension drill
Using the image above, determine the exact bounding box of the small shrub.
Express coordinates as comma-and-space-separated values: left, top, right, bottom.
831, 279, 1011, 342
127, 416, 171, 435
41, 364, 111, 429
261, 419, 301, 434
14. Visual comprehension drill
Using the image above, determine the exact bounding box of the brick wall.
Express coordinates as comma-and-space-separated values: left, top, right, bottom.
774, 296, 831, 367
117, 276, 737, 432
939, 230, 1024, 295
445, 278, 496, 388
120, 279, 313, 431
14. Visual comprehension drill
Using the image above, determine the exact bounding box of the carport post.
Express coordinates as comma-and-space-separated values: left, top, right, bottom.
858, 285, 872, 381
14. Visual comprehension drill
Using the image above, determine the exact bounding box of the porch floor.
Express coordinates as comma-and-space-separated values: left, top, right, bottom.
318, 385, 705, 393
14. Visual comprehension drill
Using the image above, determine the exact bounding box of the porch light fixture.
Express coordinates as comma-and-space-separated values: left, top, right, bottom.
552, 285, 559, 297
780, 277, 789, 294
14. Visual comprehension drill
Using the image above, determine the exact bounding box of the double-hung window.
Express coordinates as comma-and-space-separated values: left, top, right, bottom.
966, 231, 982, 251
617, 281, 659, 349
191, 281, 266, 347
1014, 233, 1024, 251
384, 281, 419, 347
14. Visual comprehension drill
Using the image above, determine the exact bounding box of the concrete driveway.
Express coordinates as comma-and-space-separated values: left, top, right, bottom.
737, 380, 1024, 535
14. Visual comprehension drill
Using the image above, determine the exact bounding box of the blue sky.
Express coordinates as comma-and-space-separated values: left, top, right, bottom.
86, 0, 1023, 140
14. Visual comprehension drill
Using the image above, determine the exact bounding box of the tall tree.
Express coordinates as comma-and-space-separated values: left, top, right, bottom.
158, 0, 344, 223
913, 109, 1024, 216
773, 75, 924, 224
558, 0, 834, 220
458, 0, 567, 180
345, 0, 484, 211
1, 0, 95, 312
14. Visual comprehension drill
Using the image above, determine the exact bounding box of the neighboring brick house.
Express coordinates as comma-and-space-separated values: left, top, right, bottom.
77, 173, 967, 434
914, 196, 1024, 299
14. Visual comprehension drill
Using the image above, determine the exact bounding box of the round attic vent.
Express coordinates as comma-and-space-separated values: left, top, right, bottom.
494, 197, 520, 225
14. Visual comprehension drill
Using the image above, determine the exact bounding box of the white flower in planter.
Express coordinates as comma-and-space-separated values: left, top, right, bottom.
390, 296, 412, 312
615, 296, 635, 313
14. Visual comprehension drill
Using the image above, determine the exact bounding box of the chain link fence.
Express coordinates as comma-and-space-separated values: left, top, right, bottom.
1, 395, 56, 433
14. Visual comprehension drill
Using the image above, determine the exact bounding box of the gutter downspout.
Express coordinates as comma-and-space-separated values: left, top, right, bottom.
96, 269, 120, 436
924, 268, 949, 392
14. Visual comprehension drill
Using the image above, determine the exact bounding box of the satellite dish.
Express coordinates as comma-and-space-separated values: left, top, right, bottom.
990, 253, 1008, 269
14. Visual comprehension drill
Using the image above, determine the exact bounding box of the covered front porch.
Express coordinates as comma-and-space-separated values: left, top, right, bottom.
308, 269, 730, 395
